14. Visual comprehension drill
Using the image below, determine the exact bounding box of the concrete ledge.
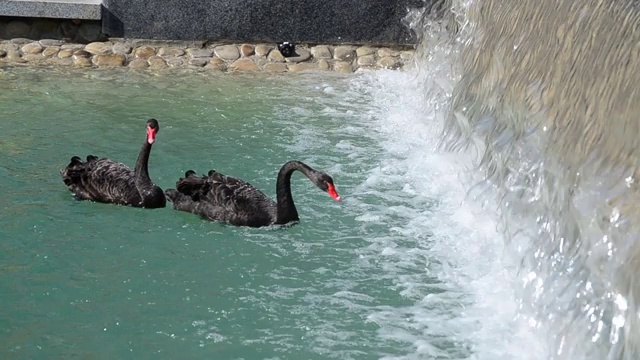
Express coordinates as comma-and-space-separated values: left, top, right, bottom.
0, 0, 102, 20
101, 0, 426, 45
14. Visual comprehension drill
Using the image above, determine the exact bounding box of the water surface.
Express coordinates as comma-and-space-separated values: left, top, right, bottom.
0, 65, 533, 359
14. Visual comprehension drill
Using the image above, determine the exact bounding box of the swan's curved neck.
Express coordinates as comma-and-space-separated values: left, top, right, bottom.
275, 161, 314, 224
134, 141, 154, 189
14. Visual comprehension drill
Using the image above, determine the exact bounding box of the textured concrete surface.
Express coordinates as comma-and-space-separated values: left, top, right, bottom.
102, 0, 430, 45
0, 0, 439, 44
0, 0, 102, 20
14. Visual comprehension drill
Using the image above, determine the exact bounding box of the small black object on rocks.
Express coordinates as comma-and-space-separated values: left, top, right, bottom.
277, 42, 296, 57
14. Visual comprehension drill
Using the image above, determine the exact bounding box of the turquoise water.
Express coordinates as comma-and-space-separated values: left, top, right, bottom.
0, 65, 535, 359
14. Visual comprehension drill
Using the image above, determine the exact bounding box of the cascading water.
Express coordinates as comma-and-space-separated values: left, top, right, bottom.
1, 1, 637, 359
411, 0, 640, 358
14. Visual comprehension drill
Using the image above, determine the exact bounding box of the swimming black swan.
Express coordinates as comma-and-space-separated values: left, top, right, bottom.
164, 160, 341, 227
60, 118, 166, 209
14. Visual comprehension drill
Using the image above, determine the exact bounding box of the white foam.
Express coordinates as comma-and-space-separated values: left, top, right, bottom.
340, 63, 548, 359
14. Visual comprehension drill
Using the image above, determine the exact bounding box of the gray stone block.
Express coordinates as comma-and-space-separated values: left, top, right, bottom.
102, 0, 434, 45
0, 0, 102, 20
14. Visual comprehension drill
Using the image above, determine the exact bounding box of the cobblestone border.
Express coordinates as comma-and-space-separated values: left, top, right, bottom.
0, 39, 415, 73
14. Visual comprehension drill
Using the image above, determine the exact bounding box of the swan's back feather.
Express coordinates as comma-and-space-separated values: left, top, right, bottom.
61, 156, 143, 206
168, 170, 276, 227
61, 119, 165, 209
207, 171, 273, 205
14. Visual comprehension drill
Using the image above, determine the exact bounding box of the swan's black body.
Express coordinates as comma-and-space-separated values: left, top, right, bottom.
60, 119, 166, 209
165, 160, 341, 227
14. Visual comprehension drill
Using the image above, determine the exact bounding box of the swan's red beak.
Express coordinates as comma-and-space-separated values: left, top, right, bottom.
327, 183, 341, 202
147, 126, 157, 144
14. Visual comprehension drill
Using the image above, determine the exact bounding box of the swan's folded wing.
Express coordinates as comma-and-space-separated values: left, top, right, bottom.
81, 159, 139, 203
175, 174, 210, 200
204, 171, 272, 212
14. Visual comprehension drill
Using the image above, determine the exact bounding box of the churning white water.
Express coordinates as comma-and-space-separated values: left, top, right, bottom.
401, 1, 640, 359
313, 28, 549, 357
5, 2, 633, 359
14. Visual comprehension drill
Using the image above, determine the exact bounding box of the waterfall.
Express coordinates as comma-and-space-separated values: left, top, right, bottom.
411, 1, 640, 358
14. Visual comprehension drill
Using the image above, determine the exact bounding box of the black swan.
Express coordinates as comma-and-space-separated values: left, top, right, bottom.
60, 118, 166, 209
164, 160, 341, 227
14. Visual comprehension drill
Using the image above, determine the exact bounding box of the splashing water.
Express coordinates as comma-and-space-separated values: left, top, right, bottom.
1, 1, 638, 359
418, 0, 640, 358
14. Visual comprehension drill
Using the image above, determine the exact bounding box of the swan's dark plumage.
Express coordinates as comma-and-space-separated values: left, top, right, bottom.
60, 118, 166, 209
165, 160, 341, 227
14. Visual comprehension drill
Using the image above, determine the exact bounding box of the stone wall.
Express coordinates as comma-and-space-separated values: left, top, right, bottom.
0, 39, 414, 73
0, 16, 416, 73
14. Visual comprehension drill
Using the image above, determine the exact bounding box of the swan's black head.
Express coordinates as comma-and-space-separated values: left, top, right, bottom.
315, 172, 341, 202
146, 118, 160, 144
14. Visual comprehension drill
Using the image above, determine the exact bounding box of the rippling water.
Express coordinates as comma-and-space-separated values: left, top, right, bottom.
0, 63, 537, 359
8, 1, 633, 357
